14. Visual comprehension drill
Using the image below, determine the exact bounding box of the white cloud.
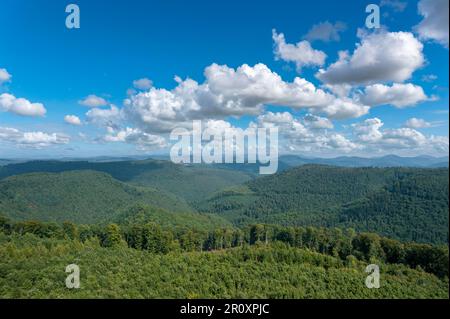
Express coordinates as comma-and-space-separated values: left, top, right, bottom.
252, 111, 294, 127
0, 68, 11, 84
404, 117, 432, 128
0, 93, 46, 117
86, 105, 122, 127
103, 127, 166, 150
327, 134, 359, 152
133, 78, 153, 90
381, 128, 428, 148
64, 115, 82, 126
272, 29, 327, 71
304, 21, 347, 42
251, 111, 357, 153
361, 83, 428, 108
319, 97, 370, 119
124, 63, 342, 134
303, 114, 334, 129
316, 31, 424, 85
78, 94, 108, 108
415, 0, 449, 48
352, 118, 385, 143
0, 127, 69, 149
205, 63, 333, 109
351, 117, 447, 153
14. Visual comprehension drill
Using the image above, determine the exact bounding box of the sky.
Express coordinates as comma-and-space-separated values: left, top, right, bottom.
0, 0, 449, 159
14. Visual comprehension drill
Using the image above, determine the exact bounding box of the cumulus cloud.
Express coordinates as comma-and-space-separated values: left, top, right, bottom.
352, 118, 385, 143
360, 83, 429, 108
316, 31, 424, 85
0, 68, 11, 84
205, 63, 333, 109
351, 117, 447, 153
86, 105, 123, 127
319, 97, 370, 119
133, 78, 153, 90
103, 127, 166, 150
404, 117, 433, 128
415, 0, 449, 48
0, 127, 69, 149
251, 111, 357, 153
64, 115, 82, 126
245, 113, 448, 156
303, 114, 334, 129
272, 29, 327, 71
79, 94, 108, 107
303, 21, 347, 42
124, 63, 346, 134
381, 128, 428, 148
0, 93, 46, 117
252, 111, 294, 128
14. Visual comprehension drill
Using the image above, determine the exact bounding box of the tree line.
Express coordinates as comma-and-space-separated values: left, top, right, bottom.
0, 214, 447, 279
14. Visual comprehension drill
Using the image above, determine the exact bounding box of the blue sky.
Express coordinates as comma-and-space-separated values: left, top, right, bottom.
0, 0, 448, 158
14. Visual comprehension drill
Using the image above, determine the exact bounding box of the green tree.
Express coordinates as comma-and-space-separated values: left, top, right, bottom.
103, 224, 122, 247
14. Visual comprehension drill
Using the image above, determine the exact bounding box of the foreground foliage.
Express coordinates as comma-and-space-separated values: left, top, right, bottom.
0, 214, 448, 299
0, 233, 447, 299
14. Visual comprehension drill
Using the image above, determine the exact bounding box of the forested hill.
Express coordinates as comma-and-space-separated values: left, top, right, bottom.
0, 159, 253, 203
197, 165, 449, 244
0, 160, 448, 244
0, 170, 229, 229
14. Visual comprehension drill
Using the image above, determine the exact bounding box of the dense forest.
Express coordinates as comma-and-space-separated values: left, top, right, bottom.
0, 159, 253, 203
197, 166, 449, 244
0, 213, 448, 298
0, 159, 448, 298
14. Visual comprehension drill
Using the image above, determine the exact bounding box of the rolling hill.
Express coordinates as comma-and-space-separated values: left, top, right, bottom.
1, 159, 448, 243
196, 165, 449, 244
0, 159, 253, 203
0, 170, 229, 229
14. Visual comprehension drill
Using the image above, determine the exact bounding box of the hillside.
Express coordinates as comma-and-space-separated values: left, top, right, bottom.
197, 165, 449, 244
0, 170, 228, 229
0, 160, 253, 203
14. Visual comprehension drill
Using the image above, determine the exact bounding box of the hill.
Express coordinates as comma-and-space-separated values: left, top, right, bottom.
0, 170, 228, 229
0, 159, 253, 203
196, 165, 449, 244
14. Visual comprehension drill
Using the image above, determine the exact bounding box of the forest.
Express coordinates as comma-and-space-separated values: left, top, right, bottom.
0, 160, 448, 298
197, 165, 449, 244
0, 212, 448, 298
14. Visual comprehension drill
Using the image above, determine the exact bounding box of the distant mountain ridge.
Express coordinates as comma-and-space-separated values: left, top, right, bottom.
1, 154, 448, 169
279, 154, 449, 168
